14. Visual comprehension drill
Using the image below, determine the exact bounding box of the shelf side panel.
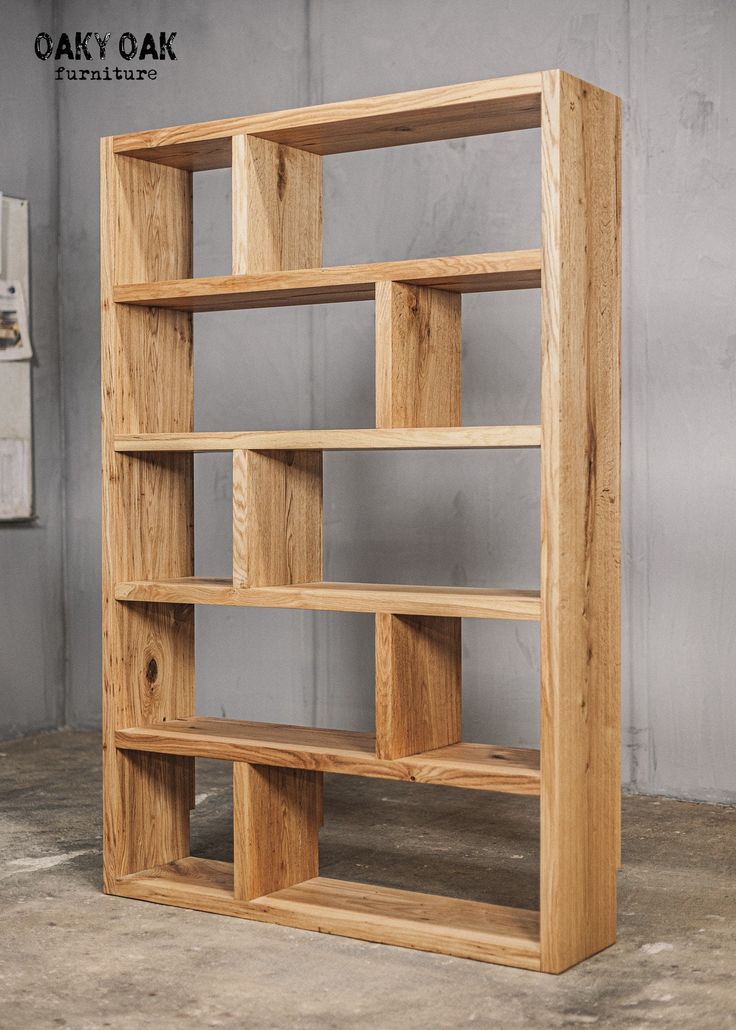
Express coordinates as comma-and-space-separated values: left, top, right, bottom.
232, 134, 322, 274
539, 71, 621, 973
101, 141, 195, 884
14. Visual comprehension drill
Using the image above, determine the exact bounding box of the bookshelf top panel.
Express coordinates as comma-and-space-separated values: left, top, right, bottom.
111, 72, 544, 170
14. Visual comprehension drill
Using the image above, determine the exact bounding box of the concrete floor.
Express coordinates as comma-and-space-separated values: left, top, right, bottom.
0, 731, 734, 1029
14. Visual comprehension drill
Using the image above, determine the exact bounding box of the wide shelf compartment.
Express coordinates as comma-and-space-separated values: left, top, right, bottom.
113, 250, 541, 311
116, 716, 540, 795
115, 425, 542, 453
112, 73, 543, 170
114, 858, 541, 968
114, 578, 542, 620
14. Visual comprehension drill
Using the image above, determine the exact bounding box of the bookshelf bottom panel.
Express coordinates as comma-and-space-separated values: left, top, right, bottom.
113, 857, 541, 969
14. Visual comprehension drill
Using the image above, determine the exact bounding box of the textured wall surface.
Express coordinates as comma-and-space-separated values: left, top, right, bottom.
0, 1, 65, 739
5, 0, 735, 801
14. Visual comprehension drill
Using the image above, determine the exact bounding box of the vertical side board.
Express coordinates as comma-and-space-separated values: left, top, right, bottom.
539, 71, 621, 972
373, 278, 463, 760
101, 139, 195, 886
233, 763, 322, 901
375, 614, 461, 759
375, 281, 462, 428
232, 134, 323, 274
232, 448, 323, 588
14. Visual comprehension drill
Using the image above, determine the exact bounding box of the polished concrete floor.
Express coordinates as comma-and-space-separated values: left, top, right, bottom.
1, 730, 734, 1029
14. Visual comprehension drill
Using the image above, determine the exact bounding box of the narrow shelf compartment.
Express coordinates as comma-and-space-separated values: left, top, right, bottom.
114, 579, 542, 620
115, 426, 542, 453
113, 251, 541, 311
114, 858, 541, 969
112, 73, 542, 170
116, 717, 540, 795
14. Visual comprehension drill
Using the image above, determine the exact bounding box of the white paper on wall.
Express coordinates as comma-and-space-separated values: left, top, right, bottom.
0, 195, 33, 519
0, 438, 31, 518
0, 278, 33, 361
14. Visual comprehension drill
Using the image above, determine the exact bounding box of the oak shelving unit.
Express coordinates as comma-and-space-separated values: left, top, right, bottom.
101, 70, 620, 973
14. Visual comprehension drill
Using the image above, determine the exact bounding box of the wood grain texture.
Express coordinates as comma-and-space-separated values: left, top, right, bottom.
232, 135, 322, 274
539, 70, 621, 972
114, 426, 542, 452
375, 614, 461, 759
116, 717, 541, 794
376, 282, 461, 428
114, 860, 541, 969
113, 250, 541, 309
100, 139, 194, 886
113, 73, 543, 169
233, 763, 321, 901
232, 449, 323, 588
115, 578, 542, 620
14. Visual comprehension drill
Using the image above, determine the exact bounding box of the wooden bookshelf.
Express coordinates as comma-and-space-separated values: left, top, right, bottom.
101, 69, 620, 972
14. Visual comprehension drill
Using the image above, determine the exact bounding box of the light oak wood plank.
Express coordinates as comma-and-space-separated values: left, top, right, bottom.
114, 426, 542, 452
233, 763, 321, 900
376, 282, 462, 428
100, 139, 195, 886
539, 70, 621, 973
114, 859, 541, 969
114, 578, 542, 620
115, 717, 541, 795
232, 135, 322, 274
113, 73, 543, 169
375, 614, 461, 759
113, 251, 541, 310
232, 450, 323, 588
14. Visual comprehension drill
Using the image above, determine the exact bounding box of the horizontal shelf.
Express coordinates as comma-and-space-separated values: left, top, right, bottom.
116, 717, 540, 795
113, 251, 541, 311
115, 426, 542, 453
112, 73, 543, 169
114, 859, 541, 968
115, 579, 542, 620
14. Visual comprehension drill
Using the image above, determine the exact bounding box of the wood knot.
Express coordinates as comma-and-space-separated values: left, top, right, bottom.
145, 657, 158, 683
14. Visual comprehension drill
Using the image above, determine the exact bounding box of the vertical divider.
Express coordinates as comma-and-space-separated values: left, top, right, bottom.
539, 70, 621, 973
373, 278, 463, 759
232, 134, 322, 275
101, 140, 195, 886
375, 614, 461, 759
230, 131, 326, 871
375, 280, 461, 428
232, 449, 323, 588
233, 763, 321, 900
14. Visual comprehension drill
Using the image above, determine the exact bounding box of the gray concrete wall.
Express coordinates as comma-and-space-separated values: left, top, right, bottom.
0, 1, 66, 739
8, 0, 735, 801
